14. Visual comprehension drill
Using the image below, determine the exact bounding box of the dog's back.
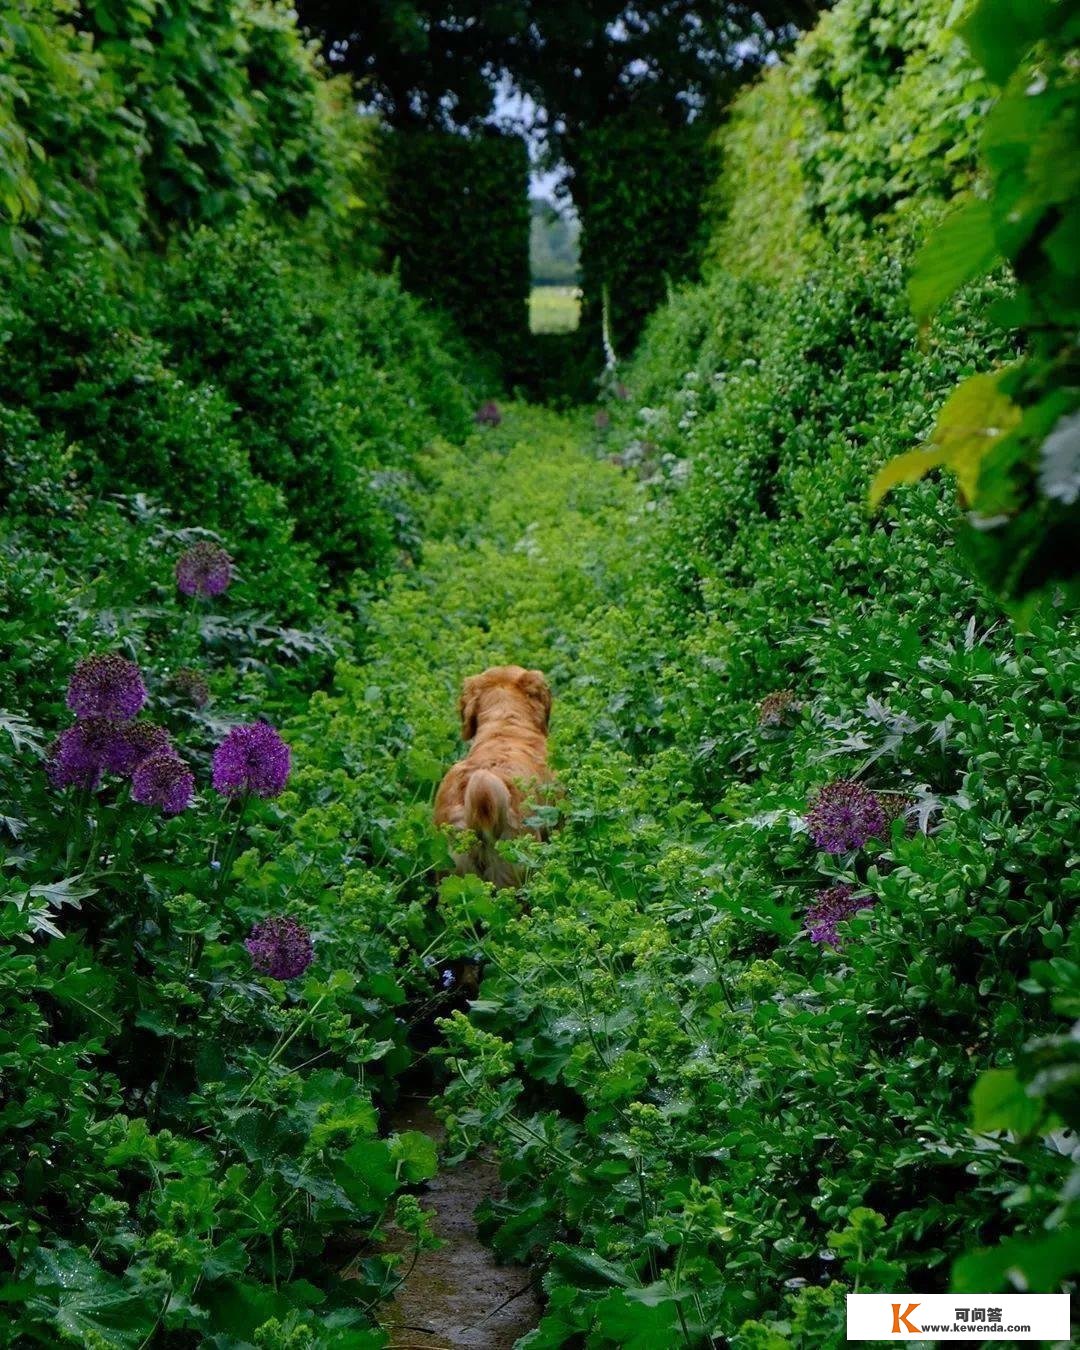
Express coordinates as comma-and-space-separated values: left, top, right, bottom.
434, 666, 553, 887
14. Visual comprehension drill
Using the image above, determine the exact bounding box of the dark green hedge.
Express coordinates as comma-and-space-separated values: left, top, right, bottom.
576, 119, 712, 355
382, 128, 530, 358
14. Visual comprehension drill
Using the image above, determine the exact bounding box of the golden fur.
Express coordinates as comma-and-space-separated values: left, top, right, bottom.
433, 665, 554, 887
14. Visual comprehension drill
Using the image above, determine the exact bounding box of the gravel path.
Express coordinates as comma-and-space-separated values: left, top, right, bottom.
379, 1097, 542, 1349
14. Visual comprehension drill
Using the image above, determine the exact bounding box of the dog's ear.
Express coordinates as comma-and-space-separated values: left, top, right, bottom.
459, 676, 481, 741
519, 668, 552, 731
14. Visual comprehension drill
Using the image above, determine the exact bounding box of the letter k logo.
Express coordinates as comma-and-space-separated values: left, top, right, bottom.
891, 1303, 921, 1334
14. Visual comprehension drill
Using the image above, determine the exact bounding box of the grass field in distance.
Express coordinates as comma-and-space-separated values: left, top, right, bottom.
529, 285, 581, 333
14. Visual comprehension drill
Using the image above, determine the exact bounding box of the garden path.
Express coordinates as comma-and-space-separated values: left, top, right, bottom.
350, 405, 646, 1347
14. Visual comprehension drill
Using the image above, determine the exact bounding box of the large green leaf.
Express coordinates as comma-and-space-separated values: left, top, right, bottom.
953, 1227, 1080, 1293
27, 1246, 154, 1347
971, 1067, 1044, 1136
908, 199, 999, 320
548, 1242, 633, 1290
959, 0, 1057, 85
389, 1129, 438, 1182
871, 370, 1022, 507
593, 1288, 682, 1348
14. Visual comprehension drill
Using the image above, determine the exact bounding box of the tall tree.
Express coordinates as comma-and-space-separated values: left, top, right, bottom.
295, 1, 826, 356
296, 2, 824, 161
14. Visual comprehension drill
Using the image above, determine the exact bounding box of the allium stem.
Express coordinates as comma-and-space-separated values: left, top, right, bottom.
64, 788, 90, 874
82, 809, 103, 878
118, 805, 155, 872
214, 789, 251, 894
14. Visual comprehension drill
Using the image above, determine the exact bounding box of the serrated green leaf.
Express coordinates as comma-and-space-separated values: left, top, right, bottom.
390, 1129, 438, 1182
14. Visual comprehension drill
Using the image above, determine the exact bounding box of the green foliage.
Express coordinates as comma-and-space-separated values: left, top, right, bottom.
577, 118, 712, 353
0, 221, 480, 590
876, 0, 1080, 614
0, 220, 482, 1338
0, 2, 489, 1340
0, 531, 435, 1341
437, 259, 1076, 1342
3, 3, 1078, 1349
296, 0, 810, 148
382, 128, 530, 359
706, 65, 823, 282
267, 386, 1077, 1345
0, 0, 382, 263
707, 0, 989, 279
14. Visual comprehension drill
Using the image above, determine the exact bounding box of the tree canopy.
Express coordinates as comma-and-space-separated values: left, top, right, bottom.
297, 1, 823, 161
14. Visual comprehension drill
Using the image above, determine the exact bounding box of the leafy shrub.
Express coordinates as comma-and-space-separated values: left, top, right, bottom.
385, 3, 1076, 1340
426, 249, 1077, 1343
874, 0, 1080, 614
706, 0, 989, 280
0, 2, 486, 1337
382, 128, 530, 360
0, 0, 381, 261
576, 118, 712, 353
0, 530, 443, 1342
0, 222, 482, 591
155, 221, 478, 576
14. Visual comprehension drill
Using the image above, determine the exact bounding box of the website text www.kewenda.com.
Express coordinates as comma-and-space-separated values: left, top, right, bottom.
917, 1325, 1031, 1335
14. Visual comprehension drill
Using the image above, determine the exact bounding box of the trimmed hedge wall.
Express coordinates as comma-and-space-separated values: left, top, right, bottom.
382, 128, 530, 358
575, 119, 712, 356
706, 0, 989, 282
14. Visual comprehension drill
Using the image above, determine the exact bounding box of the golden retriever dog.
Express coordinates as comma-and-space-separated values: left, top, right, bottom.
434, 665, 554, 887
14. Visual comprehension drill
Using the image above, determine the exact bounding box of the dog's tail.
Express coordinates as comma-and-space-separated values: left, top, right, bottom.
464, 770, 512, 840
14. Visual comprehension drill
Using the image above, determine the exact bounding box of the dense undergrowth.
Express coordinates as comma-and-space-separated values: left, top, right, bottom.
456, 273, 1077, 1345
1, 1, 487, 1344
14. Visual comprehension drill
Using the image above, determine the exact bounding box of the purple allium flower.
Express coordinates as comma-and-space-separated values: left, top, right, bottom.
758, 690, 800, 728
806, 779, 887, 853
104, 721, 172, 776
66, 653, 147, 721
170, 667, 210, 708
212, 721, 291, 799
175, 540, 233, 598
614, 382, 630, 401
805, 883, 875, 947
131, 752, 195, 815
245, 915, 313, 980
47, 718, 118, 790
474, 400, 502, 427
594, 410, 611, 431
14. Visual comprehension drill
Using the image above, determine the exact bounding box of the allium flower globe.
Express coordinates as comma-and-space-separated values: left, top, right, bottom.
131, 752, 195, 815
805, 883, 875, 947
758, 689, 799, 728
806, 779, 887, 853
175, 541, 233, 598
170, 667, 210, 707
212, 721, 291, 799
66, 654, 147, 721
474, 400, 502, 427
880, 792, 915, 828
245, 916, 313, 980
105, 721, 172, 776
47, 718, 118, 790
